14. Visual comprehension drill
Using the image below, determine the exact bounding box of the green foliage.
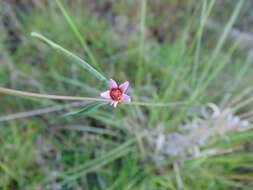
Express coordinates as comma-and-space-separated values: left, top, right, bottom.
31, 32, 107, 83
0, 0, 252, 189
63, 102, 107, 117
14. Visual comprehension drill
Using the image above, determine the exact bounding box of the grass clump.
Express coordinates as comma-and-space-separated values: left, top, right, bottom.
0, 0, 252, 189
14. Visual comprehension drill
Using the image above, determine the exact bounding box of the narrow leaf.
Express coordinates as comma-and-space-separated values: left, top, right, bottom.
63, 102, 106, 117
31, 32, 107, 82
54, 0, 100, 71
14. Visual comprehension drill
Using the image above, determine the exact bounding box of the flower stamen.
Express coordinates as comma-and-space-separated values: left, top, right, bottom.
110, 88, 123, 101
100, 79, 131, 107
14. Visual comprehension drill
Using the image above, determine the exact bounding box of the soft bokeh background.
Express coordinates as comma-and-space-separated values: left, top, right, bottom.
0, 0, 253, 189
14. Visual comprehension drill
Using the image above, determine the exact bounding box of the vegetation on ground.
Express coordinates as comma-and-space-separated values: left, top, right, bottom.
0, 0, 253, 189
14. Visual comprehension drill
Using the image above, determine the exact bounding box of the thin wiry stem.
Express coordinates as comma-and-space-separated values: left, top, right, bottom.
0, 101, 85, 122
124, 101, 186, 107
0, 87, 105, 101
0, 87, 187, 107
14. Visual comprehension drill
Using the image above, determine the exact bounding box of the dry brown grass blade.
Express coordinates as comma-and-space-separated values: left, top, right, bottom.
226, 87, 253, 108
240, 110, 253, 119
233, 96, 253, 111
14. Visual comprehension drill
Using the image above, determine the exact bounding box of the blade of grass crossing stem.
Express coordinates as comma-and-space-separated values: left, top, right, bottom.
62, 102, 107, 117
197, 0, 244, 87
54, 0, 101, 72
31, 32, 107, 82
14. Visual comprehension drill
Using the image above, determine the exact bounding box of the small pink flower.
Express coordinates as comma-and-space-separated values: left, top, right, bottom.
100, 79, 131, 107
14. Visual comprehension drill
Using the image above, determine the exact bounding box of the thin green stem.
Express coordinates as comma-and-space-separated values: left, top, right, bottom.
192, 0, 215, 86
0, 87, 104, 101
0, 87, 187, 107
197, 0, 244, 86
136, 0, 147, 92
139, 0, 146, 59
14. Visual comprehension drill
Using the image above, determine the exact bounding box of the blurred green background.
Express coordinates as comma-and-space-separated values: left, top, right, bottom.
0, 0, 253, 189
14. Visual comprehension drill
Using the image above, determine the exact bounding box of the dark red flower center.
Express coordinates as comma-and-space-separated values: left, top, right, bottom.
110, 88, 123, 101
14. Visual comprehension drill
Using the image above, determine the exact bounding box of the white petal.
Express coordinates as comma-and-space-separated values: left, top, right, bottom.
110, 101, 118, 107
122, 94, 131, 102
114, 102, 118, 107
109, 79, 118, 89
100, 91, 110, 99
119, 81, 129, 93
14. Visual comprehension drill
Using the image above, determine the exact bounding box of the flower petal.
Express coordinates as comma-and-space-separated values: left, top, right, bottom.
122, 94, 131, 102
100, 91, 111, 99
119, 81, 129, 93
113, 101, 118, 107
109, 79, 118, 89
110, 101, 118, 107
